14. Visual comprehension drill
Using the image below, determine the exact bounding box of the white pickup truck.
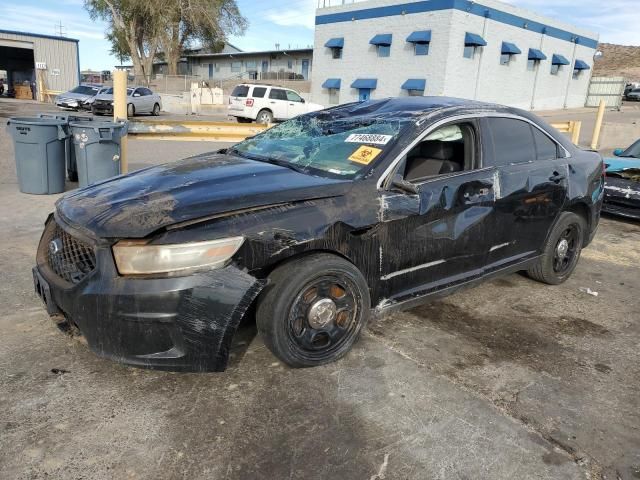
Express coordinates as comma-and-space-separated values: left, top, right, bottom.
228, 84, 324, 124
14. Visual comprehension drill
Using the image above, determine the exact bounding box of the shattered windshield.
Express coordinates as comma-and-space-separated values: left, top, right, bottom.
230, 115, 412, 178
621, 139, 640, 158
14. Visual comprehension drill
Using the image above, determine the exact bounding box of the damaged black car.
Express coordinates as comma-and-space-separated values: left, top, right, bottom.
33, 97, 605, 372
603, 140, 640, 220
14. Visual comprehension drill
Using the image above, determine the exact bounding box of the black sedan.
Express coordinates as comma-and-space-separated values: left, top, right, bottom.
33, 97, 605, 372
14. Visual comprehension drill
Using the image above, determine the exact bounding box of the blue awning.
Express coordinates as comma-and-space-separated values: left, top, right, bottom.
401, 79, 426, 91
325, 37, 344, 49
369, 34, 392, 46
552, 54, 570, 65
574, 59, 590, 70
351, 78, 377, 89
464, 32, 486, 47
322, 78, 341, 89
501, 42, 521, 55
406, 31, 431, 44
528, 48, 547, 61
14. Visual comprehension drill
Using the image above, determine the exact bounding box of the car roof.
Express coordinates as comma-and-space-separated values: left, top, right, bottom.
238, 83, 295, 91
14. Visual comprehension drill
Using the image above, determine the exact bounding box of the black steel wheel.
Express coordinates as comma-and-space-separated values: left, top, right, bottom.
527, 211, 586, 285
257, 253, 370, 367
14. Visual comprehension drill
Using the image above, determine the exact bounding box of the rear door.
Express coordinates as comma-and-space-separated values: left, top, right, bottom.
481, 117, 568, 271
267, 88, 288, 119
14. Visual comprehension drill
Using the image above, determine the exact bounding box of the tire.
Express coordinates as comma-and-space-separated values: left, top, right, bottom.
152, 103, 160, 116
527, 211, 587, 285
256, 253, 371, 368
256, 109, 273, 124
67, 170, 78, 182
127, 103, 135, 117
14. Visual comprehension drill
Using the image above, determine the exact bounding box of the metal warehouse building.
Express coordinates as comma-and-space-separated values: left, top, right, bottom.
0, 29, 79, 101
311, 0, 598, 110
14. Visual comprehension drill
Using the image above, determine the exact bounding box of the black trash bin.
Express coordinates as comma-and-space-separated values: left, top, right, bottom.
7, 116, 69, 194
38, 113, 92, 182
69, 120, 128, 187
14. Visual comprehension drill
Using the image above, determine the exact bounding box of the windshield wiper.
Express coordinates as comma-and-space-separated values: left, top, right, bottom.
228, 148, 307, 174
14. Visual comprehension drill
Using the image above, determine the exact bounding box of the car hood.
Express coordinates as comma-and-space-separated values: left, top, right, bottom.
604, 156, 640, 173
58, 92, 93, 101
94, 94, 115, 101
56, 152, 351, 239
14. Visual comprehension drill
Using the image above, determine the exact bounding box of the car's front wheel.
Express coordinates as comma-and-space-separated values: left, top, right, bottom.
527, 211, 586, 285
257, 253, 370, 368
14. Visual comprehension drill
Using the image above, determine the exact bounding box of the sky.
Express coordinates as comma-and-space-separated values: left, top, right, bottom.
1, 0, 638, 71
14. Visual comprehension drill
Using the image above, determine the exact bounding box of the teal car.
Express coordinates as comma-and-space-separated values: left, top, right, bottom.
603, 141, 640, 219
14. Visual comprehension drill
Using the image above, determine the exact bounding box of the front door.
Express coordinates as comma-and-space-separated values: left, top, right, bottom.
301, 59, 309, 79
267, 88, 288, 119
377, 121, 496, 301
480, 117, 568, 271
359, 88, 371, 101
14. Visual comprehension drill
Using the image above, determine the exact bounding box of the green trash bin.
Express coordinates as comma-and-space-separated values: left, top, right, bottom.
6, 116, 69, 194
69, 120, 128, 188
38, 113, 92, 182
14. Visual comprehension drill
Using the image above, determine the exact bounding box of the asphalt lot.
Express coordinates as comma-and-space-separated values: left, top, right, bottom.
0, 99, 639, 479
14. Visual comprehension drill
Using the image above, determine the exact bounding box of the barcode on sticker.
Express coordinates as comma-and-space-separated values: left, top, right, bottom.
345, 134, 393, 145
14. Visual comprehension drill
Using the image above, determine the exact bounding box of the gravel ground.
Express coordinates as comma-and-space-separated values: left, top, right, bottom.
0, 98, 639, 480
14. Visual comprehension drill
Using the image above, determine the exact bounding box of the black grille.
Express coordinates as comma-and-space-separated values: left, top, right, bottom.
42, 221, 96, 284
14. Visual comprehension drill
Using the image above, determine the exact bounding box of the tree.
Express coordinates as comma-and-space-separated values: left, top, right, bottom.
85, 0, 165, 82
159, 1, 247, 75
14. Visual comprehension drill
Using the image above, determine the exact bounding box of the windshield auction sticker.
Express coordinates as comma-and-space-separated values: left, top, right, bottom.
348, 145, 383, 165
345, 134, 393, 145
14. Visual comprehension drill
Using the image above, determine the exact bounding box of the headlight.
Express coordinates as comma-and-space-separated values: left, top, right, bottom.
112, 237, 244, 275
110, 102, 114, 106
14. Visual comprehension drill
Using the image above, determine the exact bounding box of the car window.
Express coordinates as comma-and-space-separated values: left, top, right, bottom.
286, 90, 303, 102
252, 87, 267, 98
231, 115, 413, 179
126, 88, 134, 96
402, 123, 476, 183
531, 127, 558, 161
231, 85, 249, 98
485, 118, 536, 166
269, 89, 287, 101
140, 88, 152, 96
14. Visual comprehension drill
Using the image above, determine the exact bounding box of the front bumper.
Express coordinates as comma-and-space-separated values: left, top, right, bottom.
56, 101, 80, 110
34, 216, 265, 372
92, 103, 113, 114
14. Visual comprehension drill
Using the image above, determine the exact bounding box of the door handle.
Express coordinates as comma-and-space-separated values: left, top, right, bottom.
270, 101, 276, 104
549, 171, 566, 183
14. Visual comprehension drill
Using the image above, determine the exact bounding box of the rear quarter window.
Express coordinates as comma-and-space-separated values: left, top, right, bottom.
485, 118, 536, 166
231, 85, 250, 98
531, 127, 558, 161
252, 87, 267, 98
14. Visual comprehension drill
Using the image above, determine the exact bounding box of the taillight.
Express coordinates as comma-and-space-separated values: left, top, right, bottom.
245, 98, 254, 107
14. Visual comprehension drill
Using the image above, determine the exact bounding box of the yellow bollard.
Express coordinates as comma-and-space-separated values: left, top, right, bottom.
113, 70, 129, 174
590, 99, 606, 150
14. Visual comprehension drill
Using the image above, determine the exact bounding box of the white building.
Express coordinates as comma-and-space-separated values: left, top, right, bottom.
311, 0, 598, 110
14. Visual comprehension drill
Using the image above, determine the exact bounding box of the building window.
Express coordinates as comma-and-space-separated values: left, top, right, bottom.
329, 89, 339, 105
231, 61, 241, 72
407, 89, 424, 97
377, 45, 390, 57
500, 53, 511, 65
331, 48, 342, 59
527, 59, 537, 71
572, 69, 581, 79
245, 60, 257, 69
287, 60, 293, 69
551, 64, 561, 75
414, 43, 429, 56
463, 46, 476, 59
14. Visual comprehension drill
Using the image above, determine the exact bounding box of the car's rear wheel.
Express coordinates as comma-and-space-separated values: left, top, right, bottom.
256, 109, 273, 124
527, 211, 586, 285
127, 103, 135, 117
152, 103, 160, 116
256, 253, 370, 368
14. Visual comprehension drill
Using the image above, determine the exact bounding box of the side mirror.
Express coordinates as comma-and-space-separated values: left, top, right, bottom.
391, 174, 418, 194
300, 98, 305, 103
133, 93, 140, 97
613, 148, 624, 156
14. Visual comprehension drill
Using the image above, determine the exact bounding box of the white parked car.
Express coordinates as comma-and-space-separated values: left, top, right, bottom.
228, 84, 323, 124
92, 86, 162, 117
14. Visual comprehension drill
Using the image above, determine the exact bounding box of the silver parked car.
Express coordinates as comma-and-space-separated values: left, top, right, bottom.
56, 84, 103, 111
92, 86, 162, 117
